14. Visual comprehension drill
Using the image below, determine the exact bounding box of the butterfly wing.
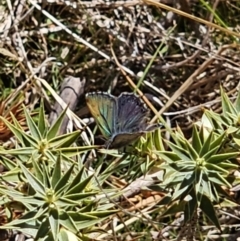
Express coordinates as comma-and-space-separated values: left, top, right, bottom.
104, 93, 148, 148
86, 92, 161, 149
116, 93, 149, 133
107, 132, 143, 149
109, 93, 162, 149
108, 124, 162, 149
86, 92, 117, 138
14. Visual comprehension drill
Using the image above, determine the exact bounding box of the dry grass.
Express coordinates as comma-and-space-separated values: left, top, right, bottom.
1, 1, 240, 130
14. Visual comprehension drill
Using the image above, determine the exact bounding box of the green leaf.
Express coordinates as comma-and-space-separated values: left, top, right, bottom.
38, 99, 47, 135
214, 184, 232, 201
227, 126, 239, 134
0, 188, 44, 206
23, 106, 42, 141
234, 89, 240, 112
19, 162, 45, 196
199, 131, 213, 157
203, 110, 223, 130
157, 151, 179, 163
49, 209, 59, 241
56, 146, 95, 157
35, 217, 50, 240
205, 163, 229, 175
207, 152, 238, 164
0, 169, 20, 182
63, 192, 98, 201
199, 194, 221, 230
51, 154, 62, 189
200, 173, 213, 200
85, 210, 117, 218
11, 111, 25, 131
8, 114, 41, 148
47, 107, 68, 140
185, 140, 199, 161
218, 162, 238, 169
192, 125, 202, 153
163, 171, 191, 187
7, 207, 48, 226
65, 175, 94, 195
32, 156, 44, 183
68, 212, 98, 221
44, 150, 58, 164
74, 218, 109, 230
0, 117, 26, 146
0, 147, 35, 156
232, 136, 240, 147
48, 131, 80, 148
221, 114, 233, 126
54, 164, 75, 195
55, 198, 81, 206
221, 87, 237, 116
202, 146, 220, 162
167, 142, 192, 162
194, 168, 203, 195
220, 197, 239, 208
59, 211, 78, 233
42, 162, 51, 187
171, 129, 186, 147
67, 166, 85, 190
208, 171, 231, 187
0, 156, 17, 170
209, 132, 226, 150
184, 189, 197, 223
153, 128, 165, 151
172, 174, 195, 201
59, 229, 79, 241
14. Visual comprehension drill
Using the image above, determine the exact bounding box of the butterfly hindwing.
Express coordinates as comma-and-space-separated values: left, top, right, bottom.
86, 92, 117, 138
109, 132, 143, 149
116, 93, 149, 132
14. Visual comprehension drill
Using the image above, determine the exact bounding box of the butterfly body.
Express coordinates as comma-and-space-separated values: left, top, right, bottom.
86, 92, 160, 149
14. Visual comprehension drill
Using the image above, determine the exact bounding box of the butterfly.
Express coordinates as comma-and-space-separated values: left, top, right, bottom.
86, 92, 161, 149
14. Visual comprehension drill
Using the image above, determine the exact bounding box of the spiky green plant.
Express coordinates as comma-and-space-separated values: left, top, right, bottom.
155, 124, 238, 231
0, 102, 117, 240
203, 87, 240, 151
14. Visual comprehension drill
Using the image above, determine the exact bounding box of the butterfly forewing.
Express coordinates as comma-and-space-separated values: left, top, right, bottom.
116, 93, 149, 132
86, 92, 117, 138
